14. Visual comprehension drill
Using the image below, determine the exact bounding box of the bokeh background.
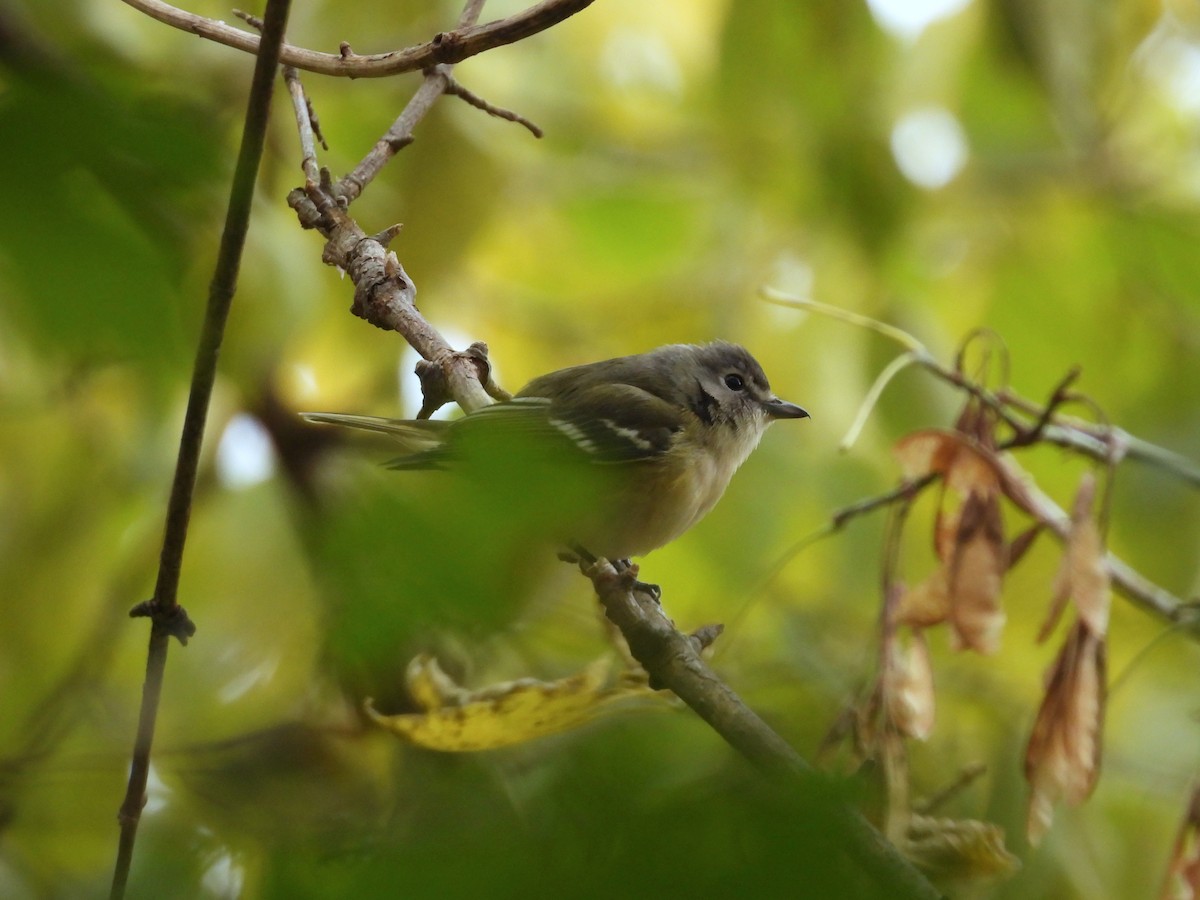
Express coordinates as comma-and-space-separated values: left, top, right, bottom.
2, 0, 1199, 897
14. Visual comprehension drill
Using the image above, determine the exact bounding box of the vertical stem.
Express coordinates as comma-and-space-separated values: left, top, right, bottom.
107, 0, 293, 895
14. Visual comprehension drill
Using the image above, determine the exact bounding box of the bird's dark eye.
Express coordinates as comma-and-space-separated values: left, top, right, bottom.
724, 373, 745, 391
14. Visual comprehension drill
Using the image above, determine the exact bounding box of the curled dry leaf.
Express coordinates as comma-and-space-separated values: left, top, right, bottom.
1025, 472, 1111, 844
884, 628, 936, 741
893, 429, 965, 481
365, 655, 653, 752
1029, 497, 1110, 833
893, 430, 1008, 653
947, 492, 1007, 653
1039, 472, 1109, 642
1024, 623, 1108, 844
896, 568, 952, 630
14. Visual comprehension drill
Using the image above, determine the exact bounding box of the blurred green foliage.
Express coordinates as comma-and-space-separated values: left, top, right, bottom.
2, 0, 1199, 897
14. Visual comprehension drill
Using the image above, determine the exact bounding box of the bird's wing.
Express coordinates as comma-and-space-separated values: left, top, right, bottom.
540, 384, 687, 463
304, 384, 687, 469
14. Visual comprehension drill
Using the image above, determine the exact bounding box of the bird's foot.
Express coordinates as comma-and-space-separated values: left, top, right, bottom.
613, 558, 661, 603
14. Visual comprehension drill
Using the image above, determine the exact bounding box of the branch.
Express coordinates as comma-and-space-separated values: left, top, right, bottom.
442, 70, 544, 137
762, 290, 1198, 633
107, 1, 292, 897
766, 467, 1192, 635
281, 1, 522, 414
765, 289, 1200, 489
580, 558, 941, 899
120, 0, 595, 78
995, 456, 1194, 625
335, 65, 453, 203
289, 177, 496, 414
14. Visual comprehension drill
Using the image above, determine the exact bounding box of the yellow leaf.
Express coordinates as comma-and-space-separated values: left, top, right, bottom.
365, 656, 653, 752
406, 653, 472, 709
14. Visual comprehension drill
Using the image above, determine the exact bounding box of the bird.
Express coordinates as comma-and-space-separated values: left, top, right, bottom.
303, 342, 808, 563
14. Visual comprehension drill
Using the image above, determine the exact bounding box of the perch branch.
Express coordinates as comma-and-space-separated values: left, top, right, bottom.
120, 0, 595, 78
580, 557, 940, 899
108, 1, 291, 897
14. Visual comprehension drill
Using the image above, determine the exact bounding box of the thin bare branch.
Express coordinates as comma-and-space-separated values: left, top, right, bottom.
442, 69, 544, 137
286, 179, 496, 413
277, 1, 514, 414
841, 350, 922, 451
108, 1, 292, 897
768, 291, 1200, 489
283, 66, 320, 184
336, 68, 447, 202
120, 0, 595, 78
760, 288, 929, 354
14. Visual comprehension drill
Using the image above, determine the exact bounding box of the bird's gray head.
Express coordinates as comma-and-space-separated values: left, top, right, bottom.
670, 342, 809, 432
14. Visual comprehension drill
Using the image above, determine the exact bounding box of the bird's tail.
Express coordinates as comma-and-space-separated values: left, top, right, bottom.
301, 412, 450, 468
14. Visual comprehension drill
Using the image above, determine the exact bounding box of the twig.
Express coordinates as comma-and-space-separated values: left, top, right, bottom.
284, 65, 320, 184
281, 1, 507, 414
762, 292, 1198, 630
765, 289, 1200, 489
914, 348, 1200, 489
120, 0, 597, 78
285, 181, 497, 416
914, 762, 988, 815
841, 350, 922, 451
998, 460, 1192, 624
579, 557, 941, 899
237, 12, 323, 184
107, 1, 292, 897
335, 68, 451, 203
332, 0, 502, 204
441, 68, 544, 137
759, 288, 927, 354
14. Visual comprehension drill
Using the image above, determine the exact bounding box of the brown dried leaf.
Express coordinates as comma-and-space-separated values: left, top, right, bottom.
948, 493, 1007, 654
1024, 624, 1107, 845
896, 570, 952, 629
1066, 520, 1110, 636
944, 443, 1002, 499
885, 629, 936, 741
1038, 473, 1110, 642
933, 487, 958, 563
893, 429, 961, 480
894, 429, 1002, 496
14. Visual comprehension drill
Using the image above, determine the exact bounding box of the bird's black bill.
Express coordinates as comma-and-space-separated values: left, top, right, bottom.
762, 398, 810, 420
